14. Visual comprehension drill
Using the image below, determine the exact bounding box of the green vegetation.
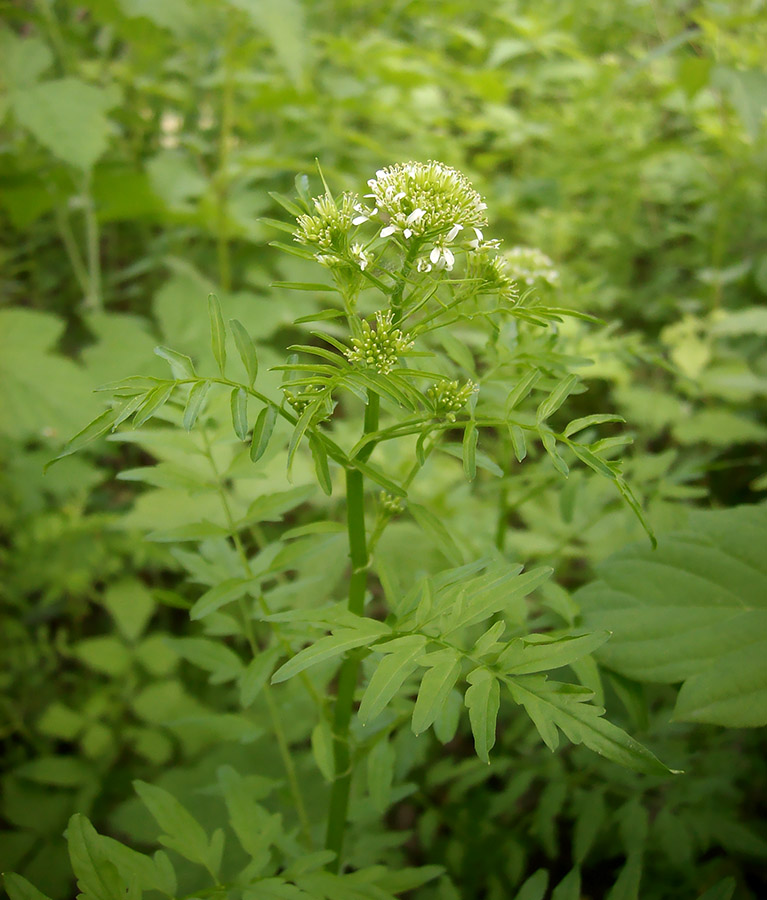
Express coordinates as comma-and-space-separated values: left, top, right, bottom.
1, 3, 766, 899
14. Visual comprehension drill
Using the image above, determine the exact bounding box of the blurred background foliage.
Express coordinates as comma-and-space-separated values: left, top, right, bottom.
1, 0, 766, 897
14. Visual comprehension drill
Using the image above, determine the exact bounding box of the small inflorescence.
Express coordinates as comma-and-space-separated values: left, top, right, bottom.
352, 161, 488, 258
283, 384, 327, 416
345, 311, 414, 375
295, 192, 358, 263
428, 379, 478, 421
504, 246, 560, 287
379, 491, 405, 516
468, 251, 520, 303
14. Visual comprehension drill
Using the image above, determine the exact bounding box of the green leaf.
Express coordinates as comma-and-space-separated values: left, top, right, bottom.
311, 720, 335, 782
66, 814, 123, 900
505, 368, 541, 412
353, 458, 407, 498
551, 867, 581, 900
235, 0, 307, 87
514, 869, 549, 900
231, 387, 249, 441
229, 319, 259, 386
133, 781, 217, 873
358, 635, 428, 725
463, 421, 478, 481
564, 414, 626, 438
578, 504, 767, 727
271, 623, 389, 684
208, 293, 227, 375
606, 852, 642, 900
183, 380, 211, 430
573, 789, 607, 864
412, 649, 462, 735
697, 878, 737, 900
310, 435, 332, 495
271, 281, 339, 292
409, 501, 463, 562
568, 442, 616, 480
133, 383, 175, 427
3, 874, 54, 900
287, 398, 322, 475
616, 478, 656, 547
499, 632, 612, 675
537, 374, 579, 423
509, 424, 527, 462
509, 677, 673, 774
366, 737, 395, 812
251, 405, 278, 462
171, 637, 244, 684
539, 429, 569, 477
190, 577, 253, 620
154, 345, 195, 379
464, 668, 500, 763
240, 647, 281, 707
0, 308, 102, 443
12, 78, 116, 170
46, 406, 121, 468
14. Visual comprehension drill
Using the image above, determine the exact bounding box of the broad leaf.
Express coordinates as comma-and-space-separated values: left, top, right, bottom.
578, 504, 767, 727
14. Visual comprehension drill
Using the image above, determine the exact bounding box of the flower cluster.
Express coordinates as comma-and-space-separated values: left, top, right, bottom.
283, 385, 327, 416
295, 192, 358, 260
468, 251, 520, 303
504, 246, 560, 287
428, 379, 478, 421
354, 161, 488, 251
345, 311, 414, 375
379, 491, 405, 515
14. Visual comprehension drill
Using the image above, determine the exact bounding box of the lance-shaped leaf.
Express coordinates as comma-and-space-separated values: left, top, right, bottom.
358, 635, 428, 725
231, 387, 248, 441
208, 294, 226, 375
271, 621, 390, 684
251, 405, 278, 462
464, 668, 500, 763
134, 781, 220, 874
508, 676, 674, 774
183, 380, 211, 431
412, 649, 462, 735
498, 631, 611, 676
154, 345, 195, 379
229, 319, 259, 386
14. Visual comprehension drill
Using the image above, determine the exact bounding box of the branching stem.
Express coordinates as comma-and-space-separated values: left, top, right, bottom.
325, 390, 379, 870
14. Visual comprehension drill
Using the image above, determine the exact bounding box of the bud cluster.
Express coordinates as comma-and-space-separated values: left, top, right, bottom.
345, 311, 414, 375
504, 246, 560, 287
283, 385, 327, 417
428, 379, 478, 421
379, 491, 406, 515
295, 192, 358, 259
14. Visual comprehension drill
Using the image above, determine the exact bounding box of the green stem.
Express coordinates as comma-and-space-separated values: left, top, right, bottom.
83, 176, 103, 312
325, 392, 379, 870
390, 244, 419, 324
216, 26, 236, 291
199, 429, 314, 845
53, 205, 90, 299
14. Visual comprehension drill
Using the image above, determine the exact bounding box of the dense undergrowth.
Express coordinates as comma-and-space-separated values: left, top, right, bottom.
1, 2, 766, 899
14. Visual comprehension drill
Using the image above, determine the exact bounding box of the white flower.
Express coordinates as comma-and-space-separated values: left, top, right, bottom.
350, 243, 369, 270
429, 244, 455, 271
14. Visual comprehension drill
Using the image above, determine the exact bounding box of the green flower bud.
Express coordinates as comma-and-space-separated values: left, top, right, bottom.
345, 311, 414, 375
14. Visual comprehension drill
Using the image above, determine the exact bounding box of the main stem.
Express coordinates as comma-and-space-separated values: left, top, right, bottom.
325, 392, 379, 870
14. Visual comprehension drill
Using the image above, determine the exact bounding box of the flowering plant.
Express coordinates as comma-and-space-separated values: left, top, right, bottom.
39, 162, 669, 897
